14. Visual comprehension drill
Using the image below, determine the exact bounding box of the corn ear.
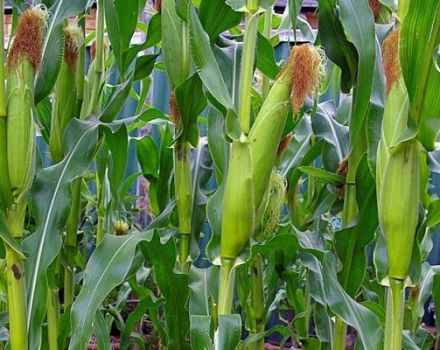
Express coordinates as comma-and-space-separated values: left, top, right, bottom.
220, 140, 255, 259
249, 71, 291, 211
379, 139, 419, 280
49, 26, 83, 163
7, 59, 36, 204
377, 30, 420, 281
5, 6, 46, 233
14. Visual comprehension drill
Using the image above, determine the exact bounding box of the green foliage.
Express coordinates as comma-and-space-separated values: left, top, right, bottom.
0, 2, 438, 349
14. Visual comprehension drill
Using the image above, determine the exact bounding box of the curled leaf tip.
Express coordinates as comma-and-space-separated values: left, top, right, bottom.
289, 44, 325, 114
7, 5, 48, 69
64, 26, 84, 70
382, 30, 401, 94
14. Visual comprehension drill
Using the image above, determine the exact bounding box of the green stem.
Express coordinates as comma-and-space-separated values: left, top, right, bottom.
247, 0, 260, 13
47, 287, 59, 350
5, 201, 28, 350
261, 9, 272, 99
178, 234, 190, 272
5, 248, 27, 350
86, 0, 104, 116
333, 318, 347, 350
246, 254, 265, 350
218, 258, 235, 315
238, 13, 259, 134
384, 279, 404, 350
96, 171, 105, 245
175, 141, 192, 271
64, 179, 81, 307
96, 214, 105, 245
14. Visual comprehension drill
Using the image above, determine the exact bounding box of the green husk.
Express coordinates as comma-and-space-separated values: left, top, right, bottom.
377, 31, 420, 281
220, 140, 255, 260
49, 26, 83, 163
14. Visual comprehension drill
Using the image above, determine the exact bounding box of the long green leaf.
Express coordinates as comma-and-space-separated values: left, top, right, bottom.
318, 0, 358, 93
140, 232, 190, 349
400, 0, 440, 151
338, 0, 376, 151
24, 116, 134, 350
189, 265, 219, 315
0, 210, 24, 258
188, 4, 235, 112
69, 230, 154, 349
199, 0, 242, 43
335, 156, 378, 296
23, 118, 101, 350
302, 252, 383, 350
104, 0, 145, 75
214, 315, 242, 350
191, 315, 214, 350
162, 0, 189, 88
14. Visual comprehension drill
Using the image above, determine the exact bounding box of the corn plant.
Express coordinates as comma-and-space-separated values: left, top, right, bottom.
0, 0, 440, 349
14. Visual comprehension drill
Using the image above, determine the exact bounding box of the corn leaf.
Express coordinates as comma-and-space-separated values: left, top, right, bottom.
0, 209, 24, 258
337, 0, 376, 152
256, 32, 280, 80
191, 315, 214, 350
318, 0, 358, 93
25, 114, 135, 350
174, 73, 207, 146
140, 232, 191, 350
69, 230, 154, 349
190, 142, 213, 238
189, 265, 219, 315
298, 166, 344, 186
334, 156, 378, 296
94, 310, 111, 350
226, 0, 276, 12
199, 0, 243, 43
104, 0, 147, 76
301, 251, 383, 350
24, 118, 101, 350
400, 0, 440, 151
188, 3, 233, 109
214, 315, 242, 350
162, 0, 189, 88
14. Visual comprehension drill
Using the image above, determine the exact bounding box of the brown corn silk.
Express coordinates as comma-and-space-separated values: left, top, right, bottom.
7, 7, 46, 69
290, 44, 322, 114
382, 29, 401, 94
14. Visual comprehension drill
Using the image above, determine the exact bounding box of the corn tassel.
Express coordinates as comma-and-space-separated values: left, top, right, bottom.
49, 26, 83, 163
